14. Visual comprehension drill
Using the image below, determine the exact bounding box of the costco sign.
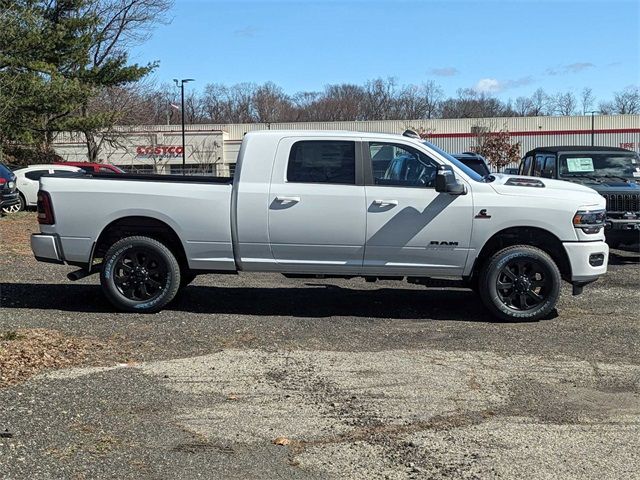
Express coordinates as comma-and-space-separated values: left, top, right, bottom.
136, 145, 184, 158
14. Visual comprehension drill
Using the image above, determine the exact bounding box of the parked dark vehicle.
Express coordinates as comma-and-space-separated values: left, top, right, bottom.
453, 153, 491, 177
503, 167, 519, 175
519, 146, 640, 247
0, 163, 19, 213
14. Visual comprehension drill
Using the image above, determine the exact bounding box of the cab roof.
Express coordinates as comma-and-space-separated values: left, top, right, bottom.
245, 129, 423, 143
525, 145, 634, 156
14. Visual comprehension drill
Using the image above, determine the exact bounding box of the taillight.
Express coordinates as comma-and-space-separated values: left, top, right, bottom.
0, 178, 6, 185
37, 191, 55, 225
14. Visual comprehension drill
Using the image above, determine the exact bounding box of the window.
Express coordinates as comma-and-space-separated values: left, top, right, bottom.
53, 169, 76, 175
287, 141, 355, 184
24, 170, 48, 181
543, 156, 555, 174
533, 155, 546, 176
370, 143, 438, 187
520, 156, 533, 175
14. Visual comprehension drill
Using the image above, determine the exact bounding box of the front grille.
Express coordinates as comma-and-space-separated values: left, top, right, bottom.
602, 193, 640, 212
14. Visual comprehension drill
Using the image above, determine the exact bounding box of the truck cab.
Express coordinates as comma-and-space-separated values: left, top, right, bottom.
519, 146, 640, 247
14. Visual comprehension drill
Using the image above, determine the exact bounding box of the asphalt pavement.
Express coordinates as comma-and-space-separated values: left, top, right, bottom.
0, 248, 639, 479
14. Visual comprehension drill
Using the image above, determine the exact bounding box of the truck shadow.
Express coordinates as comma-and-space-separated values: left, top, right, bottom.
0, 282, 550, 323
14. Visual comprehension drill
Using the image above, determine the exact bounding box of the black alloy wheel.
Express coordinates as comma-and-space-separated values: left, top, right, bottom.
100, 236, 181, 312
478, 245, 561, 321
113, 247, 168, 301
495, 258, 551, 311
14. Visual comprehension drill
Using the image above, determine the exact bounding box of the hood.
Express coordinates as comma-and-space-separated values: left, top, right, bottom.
489, 174, 604, 206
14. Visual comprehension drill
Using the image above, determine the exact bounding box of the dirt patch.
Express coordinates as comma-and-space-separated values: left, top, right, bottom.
0, 212, 38, 256
0, 328, 105, 387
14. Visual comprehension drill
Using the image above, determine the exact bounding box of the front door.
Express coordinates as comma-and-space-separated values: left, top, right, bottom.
363, 141, 474, 276
268, 137, 366, 273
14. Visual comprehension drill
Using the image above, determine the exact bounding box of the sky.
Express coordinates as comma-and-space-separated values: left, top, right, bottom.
130, 0, 640, 102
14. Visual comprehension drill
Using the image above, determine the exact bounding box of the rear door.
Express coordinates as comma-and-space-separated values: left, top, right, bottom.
363, 141, 474, 276
268, 137, 366, 273
22, 169, 49, 205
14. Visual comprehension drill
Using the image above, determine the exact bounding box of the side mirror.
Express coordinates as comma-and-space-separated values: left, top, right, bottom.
541, 168, 554, 178
436, 165, 467, 195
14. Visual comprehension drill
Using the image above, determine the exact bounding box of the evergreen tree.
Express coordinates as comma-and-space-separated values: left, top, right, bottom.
0, 0, 160, 162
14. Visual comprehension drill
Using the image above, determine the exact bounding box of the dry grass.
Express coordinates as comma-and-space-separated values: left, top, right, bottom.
0, 211, 38, 256
0, 328, 104, 387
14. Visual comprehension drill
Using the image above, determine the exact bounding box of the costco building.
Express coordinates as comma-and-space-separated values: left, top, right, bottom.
53, 114, 640, 175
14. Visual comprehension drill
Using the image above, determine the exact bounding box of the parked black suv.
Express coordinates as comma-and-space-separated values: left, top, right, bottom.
0, 162, 19, 213
519, 146, 640, 247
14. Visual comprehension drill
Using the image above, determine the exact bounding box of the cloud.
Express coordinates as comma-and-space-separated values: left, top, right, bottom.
474, 78, 502, 93
233, 25, 259, 38
546, 62, 595, 75
428, 67, 459, 77
473, 76, 535, 94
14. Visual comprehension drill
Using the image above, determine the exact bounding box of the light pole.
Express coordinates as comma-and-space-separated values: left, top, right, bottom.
586, 110, 599, 146
174, 78, 195, 174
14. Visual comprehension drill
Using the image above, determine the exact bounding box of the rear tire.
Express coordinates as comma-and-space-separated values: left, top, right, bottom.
1, 193, 24, 214
100, 236, 181, 313
478, 245, 561, 322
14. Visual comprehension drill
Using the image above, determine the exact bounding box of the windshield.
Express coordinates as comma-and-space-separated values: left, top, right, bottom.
558, 152, 640, 179
422, 141, 486, 182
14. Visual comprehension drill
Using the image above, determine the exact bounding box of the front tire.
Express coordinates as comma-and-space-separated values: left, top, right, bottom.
100, 236, 181, 313
478, 245, 561, 321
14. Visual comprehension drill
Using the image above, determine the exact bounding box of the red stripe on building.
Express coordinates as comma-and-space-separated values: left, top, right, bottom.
428, 128, 640, 138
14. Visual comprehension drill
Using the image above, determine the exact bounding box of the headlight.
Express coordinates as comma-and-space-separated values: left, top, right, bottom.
573, 209, 606, 234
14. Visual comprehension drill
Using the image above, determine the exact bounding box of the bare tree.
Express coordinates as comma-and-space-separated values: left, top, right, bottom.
184, 90, 204, 124
528, 88, 550, 116
253, 82, 293, 123
189, 137, 222, 174
600, 86, 640, 114
395, 81, 443, 119
420, 81, 444, 119
580, 87, 595, 114
513, 96, 533, 116
87, 0, 173, 68
441, 89, 513, 118
551, 91, 578, 116
362, 78, 398, 120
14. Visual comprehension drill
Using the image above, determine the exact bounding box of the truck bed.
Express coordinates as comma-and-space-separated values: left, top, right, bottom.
39, 173, 236, 271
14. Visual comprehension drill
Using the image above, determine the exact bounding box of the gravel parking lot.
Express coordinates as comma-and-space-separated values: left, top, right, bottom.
1, 213, 639, 479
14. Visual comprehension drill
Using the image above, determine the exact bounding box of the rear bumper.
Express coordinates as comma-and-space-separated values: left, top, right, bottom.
31, 234, 64, 264
0, 192, 19, 207
563, 241, 609, 282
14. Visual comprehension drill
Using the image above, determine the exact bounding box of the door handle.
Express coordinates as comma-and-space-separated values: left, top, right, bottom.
275, 196, 301, 203
373, 199, 398, 207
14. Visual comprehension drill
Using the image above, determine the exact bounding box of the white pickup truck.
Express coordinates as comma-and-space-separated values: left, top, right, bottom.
32, 130, 609, 321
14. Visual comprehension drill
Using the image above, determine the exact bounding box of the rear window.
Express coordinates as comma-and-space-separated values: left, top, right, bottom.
25, 170, 49, 181
287, 141, 356, 184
